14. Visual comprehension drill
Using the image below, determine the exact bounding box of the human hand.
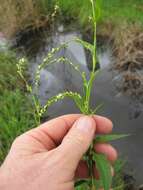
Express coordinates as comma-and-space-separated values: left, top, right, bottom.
0, 114, 117, 190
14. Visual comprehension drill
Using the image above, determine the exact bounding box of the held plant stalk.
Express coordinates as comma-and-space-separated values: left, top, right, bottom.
17, 0, 128, 189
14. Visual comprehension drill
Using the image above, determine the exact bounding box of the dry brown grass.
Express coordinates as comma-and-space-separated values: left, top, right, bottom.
113, 23, 143, 100
0, 0, 50, 38
114, 23, 143, 70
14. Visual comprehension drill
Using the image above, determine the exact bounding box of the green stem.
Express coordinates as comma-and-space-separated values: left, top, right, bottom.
85, 1, 98, 189
91, 0, 97, 72
87, 144, 96, 190
84, 0, 97, 114
32, 95, 41, 126
18, 71, 41, 125
92, 23, 97, 72
85, 72, 96, 114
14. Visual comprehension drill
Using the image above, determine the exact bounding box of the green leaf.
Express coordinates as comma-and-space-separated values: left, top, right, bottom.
95, 134, 130, 143
93, 153, 112, 190
75, 179, 88, 187
75, 38, 94, 54
72, 94, 84, 113
92, 103, 104, 114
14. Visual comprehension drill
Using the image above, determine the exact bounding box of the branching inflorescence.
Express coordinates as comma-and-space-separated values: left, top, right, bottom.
17, 1, 128, 189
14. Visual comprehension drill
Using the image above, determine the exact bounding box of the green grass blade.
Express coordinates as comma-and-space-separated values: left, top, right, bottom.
92, 103, 104, 114
93, 153, 112, 190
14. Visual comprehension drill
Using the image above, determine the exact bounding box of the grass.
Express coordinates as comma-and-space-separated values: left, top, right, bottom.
0, 90, 35, 162
101, 0, 143, 25
0, 51, 35, 163
0, 0, 143, 38
0, 0, 55, 38
59, 0, 143, 26
0, 0, 37, 37
0, 51, 24, 91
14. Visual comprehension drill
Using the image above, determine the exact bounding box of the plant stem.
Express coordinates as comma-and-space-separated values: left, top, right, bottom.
84, 0, 97, 115
87, 143, 96, 190
32, 95, 41, 126
86, 1, 98, 189
92, 20, 97, 71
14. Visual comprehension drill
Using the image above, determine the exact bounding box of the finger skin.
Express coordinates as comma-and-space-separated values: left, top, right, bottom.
22, 114, 81, 150
1, 114, 115, 190
93, 115, 113, 134
94, 143, 118, 163
39, 114, 113, 142
59, 116, 96, 170
22, 114, 113, 151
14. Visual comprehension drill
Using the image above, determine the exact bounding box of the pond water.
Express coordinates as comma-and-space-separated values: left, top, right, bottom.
12, 26, 143, 184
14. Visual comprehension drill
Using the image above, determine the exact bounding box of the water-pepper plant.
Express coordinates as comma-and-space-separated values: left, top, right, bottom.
17, 0, 128, 189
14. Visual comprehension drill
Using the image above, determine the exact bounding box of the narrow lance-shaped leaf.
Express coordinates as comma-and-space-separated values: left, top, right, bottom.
94, 134, 130, 143
75, 38, 94, 54
93, 153, 112, 190
91, 103, 104, 114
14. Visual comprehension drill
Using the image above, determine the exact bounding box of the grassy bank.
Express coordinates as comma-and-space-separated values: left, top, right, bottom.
0, 0, 55, 38
101, 0, 143, 25
0, 0, 143, 38
59, 0, 143, 25
0, 51, 35, 163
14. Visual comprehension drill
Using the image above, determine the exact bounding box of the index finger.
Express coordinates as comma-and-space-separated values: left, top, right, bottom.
25, 114, 113, 149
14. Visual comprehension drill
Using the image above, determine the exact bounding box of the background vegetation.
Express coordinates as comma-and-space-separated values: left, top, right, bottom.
0, 0, 143, 38
0, 52, 35, 162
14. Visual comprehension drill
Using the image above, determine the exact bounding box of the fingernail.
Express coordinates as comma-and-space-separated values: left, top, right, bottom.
75, 116, 95, 133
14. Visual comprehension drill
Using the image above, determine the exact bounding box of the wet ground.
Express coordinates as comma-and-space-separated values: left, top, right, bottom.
1, 25, 143, 185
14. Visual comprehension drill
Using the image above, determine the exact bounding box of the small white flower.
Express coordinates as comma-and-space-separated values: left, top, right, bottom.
19, 58, 25, 64
44, 58, 47, 63
56, 94, 63, 99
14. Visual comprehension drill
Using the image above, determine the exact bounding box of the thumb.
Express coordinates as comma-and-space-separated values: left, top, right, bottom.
60, 116, 96, 169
